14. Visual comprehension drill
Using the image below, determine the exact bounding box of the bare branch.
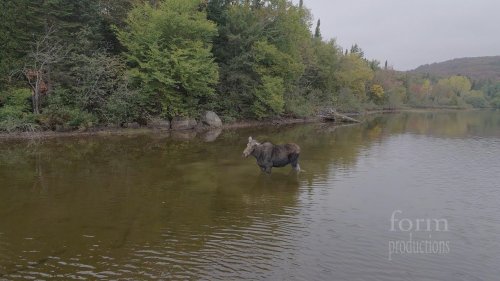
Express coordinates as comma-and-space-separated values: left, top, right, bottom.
22, 25, 69, 114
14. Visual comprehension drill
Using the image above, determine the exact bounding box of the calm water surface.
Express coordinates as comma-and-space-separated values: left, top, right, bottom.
0, 111, 499, 280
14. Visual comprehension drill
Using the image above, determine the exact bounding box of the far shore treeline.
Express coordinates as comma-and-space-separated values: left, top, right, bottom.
1, 0, 499, 132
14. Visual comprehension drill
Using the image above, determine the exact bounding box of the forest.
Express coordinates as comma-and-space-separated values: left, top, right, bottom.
1, 0, 499, 132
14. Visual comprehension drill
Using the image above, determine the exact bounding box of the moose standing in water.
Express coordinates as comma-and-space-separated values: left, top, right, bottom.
243, 137, 301, 174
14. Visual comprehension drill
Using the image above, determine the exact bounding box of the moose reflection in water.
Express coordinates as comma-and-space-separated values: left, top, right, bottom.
242, 136, 301, 174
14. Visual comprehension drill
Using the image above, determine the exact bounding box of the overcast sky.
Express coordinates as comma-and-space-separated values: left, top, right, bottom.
299, 0, 500, 70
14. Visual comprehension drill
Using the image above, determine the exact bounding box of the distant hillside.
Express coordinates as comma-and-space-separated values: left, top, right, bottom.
412, 56, 500, 81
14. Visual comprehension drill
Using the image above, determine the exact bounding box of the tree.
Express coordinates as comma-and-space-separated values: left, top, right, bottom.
250, 39, 301, 118
0, 0, 44, 89
336, 53, 374, 101
22, 26, 67, 114
441, 75, 471, 97
209, 0, 309, 118
118, 0, 219, 117
309, 39, 342, 100
98, 0, 140, 54
350, 44, 364, 58
314, 19, 321, 39
429, 75, 472, 106
252, 76, 285, 118
463, 90, 488, 108
369, 84, 384, 102
369, 60, 380, 71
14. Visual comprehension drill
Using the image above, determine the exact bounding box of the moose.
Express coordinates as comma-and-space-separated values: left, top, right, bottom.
242, 137, 301, 174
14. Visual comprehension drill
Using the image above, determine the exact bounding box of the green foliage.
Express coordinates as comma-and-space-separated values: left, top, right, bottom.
0, 1, 40, 88
369, 84, 385, 103
249, 39, 301, 118
117, 0, 219, 117
1, 0, 498, 133
404, 74, 500, 108
251, 40, 301, 79
481, 81, 500, 99
40, 89, 97, 130
336, 88, 362, 112
349, 44, 364, 58
314, 19, 321, 39
104, 88, 143, 124
491, 97, 500, 108
252, 76, 285, 119
285, 88, 323, 117
70, 51, 136, 122
463, 90, 488, 108
0, 88, 37, 132
209, 3, 263, 118
384, 86, 406, 108
41, 107, 97, 130
311, 40, 338, 87
0, 88, 31, 110
336, 54, 374, 102
437, 76, 471, 97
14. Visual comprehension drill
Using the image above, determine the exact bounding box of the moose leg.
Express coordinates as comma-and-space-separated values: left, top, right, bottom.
264, 165, 272, 174
290, 153, 301, 172
258, 164, 272, 174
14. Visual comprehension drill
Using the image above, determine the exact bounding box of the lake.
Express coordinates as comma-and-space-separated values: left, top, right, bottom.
0, 110, 499, 280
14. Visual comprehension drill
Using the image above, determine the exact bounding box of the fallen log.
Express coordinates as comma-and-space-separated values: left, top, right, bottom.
319, 110, 361, 123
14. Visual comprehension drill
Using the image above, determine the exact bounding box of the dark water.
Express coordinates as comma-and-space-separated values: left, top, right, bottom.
0, 111, 499, 280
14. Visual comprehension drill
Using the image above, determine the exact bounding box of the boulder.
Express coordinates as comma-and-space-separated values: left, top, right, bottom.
147, 118, 170, 129
201, 111, 222, 128
171, 117, 197, 130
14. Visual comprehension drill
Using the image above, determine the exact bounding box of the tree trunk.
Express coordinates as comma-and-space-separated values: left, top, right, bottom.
33, 73, 42, 114
320, 109, 361, 123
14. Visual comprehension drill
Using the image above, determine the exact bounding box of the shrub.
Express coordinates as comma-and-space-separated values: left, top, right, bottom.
490, 97, 500, 108
40, 89, 97, 130
0, 88, 38, 132
463, 90, 489, 108
40, 107, 97, 130
336, 88, 362, 113
285, 89, 324, 118
104, 88, 142, 125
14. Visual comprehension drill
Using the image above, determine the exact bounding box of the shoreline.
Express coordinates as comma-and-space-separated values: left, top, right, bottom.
0, 108, 485, 140
0, 117, 321, 141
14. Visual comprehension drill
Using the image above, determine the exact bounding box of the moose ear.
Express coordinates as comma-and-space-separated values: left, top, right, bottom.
248, 136, 253, 142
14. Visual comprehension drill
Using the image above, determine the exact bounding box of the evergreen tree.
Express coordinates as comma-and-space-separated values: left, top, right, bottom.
350, 44, 364, 58
0, 0, 43, 88
314, 19, 322, 39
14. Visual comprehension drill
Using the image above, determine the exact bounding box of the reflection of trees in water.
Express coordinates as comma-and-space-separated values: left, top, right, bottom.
0, 110, 497, 278
0, 134, 305, 278
0, 122, 396, 277
371, 110, 500, 138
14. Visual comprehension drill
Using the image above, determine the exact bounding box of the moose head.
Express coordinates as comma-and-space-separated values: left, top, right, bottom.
242, 136, 260, 158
